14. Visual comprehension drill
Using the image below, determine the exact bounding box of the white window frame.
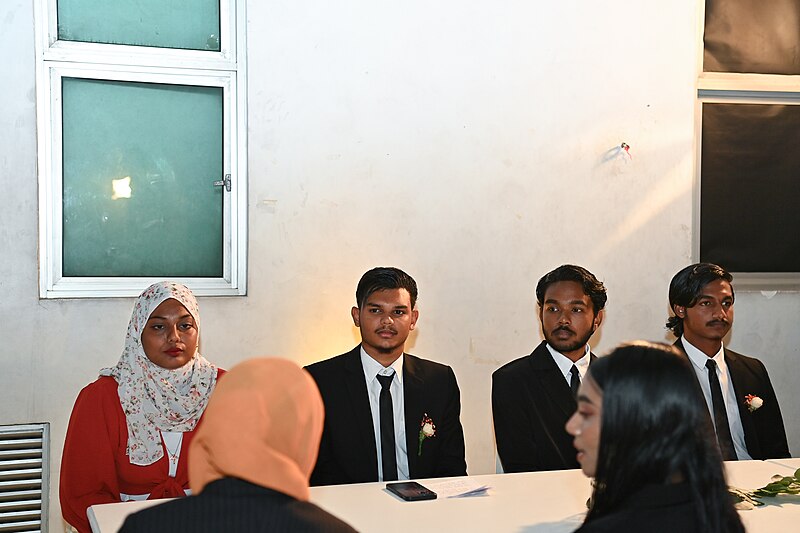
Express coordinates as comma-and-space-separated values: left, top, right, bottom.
34, 0, 247, 298
694, 3, 800, 289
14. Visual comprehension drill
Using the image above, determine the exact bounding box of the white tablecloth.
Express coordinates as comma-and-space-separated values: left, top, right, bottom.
88, 460, 800, 533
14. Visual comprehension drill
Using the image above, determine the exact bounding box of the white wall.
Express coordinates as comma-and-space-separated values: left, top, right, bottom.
2, 1, 798, 530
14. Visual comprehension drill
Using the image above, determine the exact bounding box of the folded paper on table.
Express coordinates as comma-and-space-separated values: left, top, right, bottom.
424, 478, 490, 498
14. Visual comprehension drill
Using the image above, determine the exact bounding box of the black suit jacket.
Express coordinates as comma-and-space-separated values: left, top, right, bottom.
118, 477, 356, 533
674, 339, 790, 460
574, 483, 721, 533
305, 346, 467, 486
492, 341, 593, 473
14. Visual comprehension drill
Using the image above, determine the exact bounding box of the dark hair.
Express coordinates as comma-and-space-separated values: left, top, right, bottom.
584, 342, 743, 533
666, 263, 734, 336
355, 267, 418, 309
535, 265, 607, 315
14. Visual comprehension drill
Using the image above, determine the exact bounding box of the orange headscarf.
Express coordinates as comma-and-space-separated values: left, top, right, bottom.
188, 358, 324, 502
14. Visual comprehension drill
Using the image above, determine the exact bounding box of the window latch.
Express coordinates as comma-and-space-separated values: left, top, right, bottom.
213, 174, 232, 192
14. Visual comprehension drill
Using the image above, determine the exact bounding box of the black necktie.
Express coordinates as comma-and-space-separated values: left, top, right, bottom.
706, 359, 737, 461
569, 365, 580, 399
376, 373, 398, 481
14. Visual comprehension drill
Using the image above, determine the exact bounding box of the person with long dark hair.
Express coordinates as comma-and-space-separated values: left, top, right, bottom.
566, 342, 744, 533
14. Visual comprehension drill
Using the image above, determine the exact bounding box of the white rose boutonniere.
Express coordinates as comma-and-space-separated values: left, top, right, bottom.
744, 394, 763, 412
418, 413, 436, 456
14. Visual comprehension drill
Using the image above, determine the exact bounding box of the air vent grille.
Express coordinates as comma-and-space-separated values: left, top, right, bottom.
0, 425, 49, 533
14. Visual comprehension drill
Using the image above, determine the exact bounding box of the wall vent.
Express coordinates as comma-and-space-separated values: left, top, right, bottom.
0, 424, 49, 533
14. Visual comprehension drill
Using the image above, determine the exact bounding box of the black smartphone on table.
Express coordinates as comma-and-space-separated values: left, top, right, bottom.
386, 481, 437, 501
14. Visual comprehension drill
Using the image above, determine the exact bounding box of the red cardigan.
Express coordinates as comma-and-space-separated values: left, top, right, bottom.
60, 369, 225, 533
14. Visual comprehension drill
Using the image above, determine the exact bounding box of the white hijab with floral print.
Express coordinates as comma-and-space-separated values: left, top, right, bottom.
100, 281, 219, 466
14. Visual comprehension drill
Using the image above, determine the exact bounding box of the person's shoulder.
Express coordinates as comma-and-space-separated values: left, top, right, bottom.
494, 342, 549, 380
404, 353, 450, 370
576, 508, 702, 533
404, 353, 458, 382
726, 347, 760, 362
76, 375, 119, 399
725, 348, 769, 372
304, 348, 358, 377
574, 517, 627, 533
574, 509, 668, 533
286, 500, 358, 532
493, 352, 536, 379
573, 520, 615, 533
67, 376, 124, 425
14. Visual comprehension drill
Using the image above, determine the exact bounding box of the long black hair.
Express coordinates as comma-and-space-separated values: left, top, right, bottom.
584, 342, 743, 533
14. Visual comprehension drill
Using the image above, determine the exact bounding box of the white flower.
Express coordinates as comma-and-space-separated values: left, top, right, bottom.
417, 414, 436, 456
745, 394, 763, 412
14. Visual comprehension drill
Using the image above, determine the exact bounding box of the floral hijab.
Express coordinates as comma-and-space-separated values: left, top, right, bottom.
100, 282, 219, 466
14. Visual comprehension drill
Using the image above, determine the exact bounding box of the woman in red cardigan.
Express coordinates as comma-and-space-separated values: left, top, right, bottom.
60, 281, 224, 533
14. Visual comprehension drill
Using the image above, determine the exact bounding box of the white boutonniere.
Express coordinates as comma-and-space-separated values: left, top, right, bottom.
744, 394, 763, 412
418, 413, 436, 456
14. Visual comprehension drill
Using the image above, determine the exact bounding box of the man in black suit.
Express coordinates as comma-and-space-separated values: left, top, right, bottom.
492, 265, 607, 473
306, 267, 467, 486
667, 262, 790, 460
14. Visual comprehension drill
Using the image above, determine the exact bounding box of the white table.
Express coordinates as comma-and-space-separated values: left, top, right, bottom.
766, 457, 800, 473
88, 460, 800, 533
88, 499, 164, 533
311, 469, 590, 533
720, 460, 800, 532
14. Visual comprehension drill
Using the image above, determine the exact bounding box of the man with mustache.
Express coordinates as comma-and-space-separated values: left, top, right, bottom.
492, 264, 606, 472
305, 267, 467, 485
667, 263, 789, 460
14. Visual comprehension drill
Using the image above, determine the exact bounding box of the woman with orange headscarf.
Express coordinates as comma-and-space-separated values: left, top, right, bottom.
119, 358, 356, 532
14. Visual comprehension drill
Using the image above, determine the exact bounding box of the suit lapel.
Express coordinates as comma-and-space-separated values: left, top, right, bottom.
343, 347, 379, 479
675, 339, 761, 458
529, 342, 576, 418
673, 338, 685, 354
725, 349, 760, 457
403, 354, 424, 478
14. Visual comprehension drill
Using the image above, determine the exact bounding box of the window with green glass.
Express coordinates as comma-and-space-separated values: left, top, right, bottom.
61, 78, 224, 277
36, 0, 246, 298
57, 0, 221, 51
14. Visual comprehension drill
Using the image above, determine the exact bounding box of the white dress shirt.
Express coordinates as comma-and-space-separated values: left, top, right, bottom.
360, 347, 410, 481
681, 336, 751, 460
546, 343, 591, 387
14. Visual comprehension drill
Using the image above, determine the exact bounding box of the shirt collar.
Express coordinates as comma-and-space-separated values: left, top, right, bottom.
681, 335, 725, 371
546, 342, 591, 379
360, 345, 404, 385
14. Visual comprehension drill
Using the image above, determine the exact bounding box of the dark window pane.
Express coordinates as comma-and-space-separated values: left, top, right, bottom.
700, 103, 800, 272
704, 0, 800, 75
